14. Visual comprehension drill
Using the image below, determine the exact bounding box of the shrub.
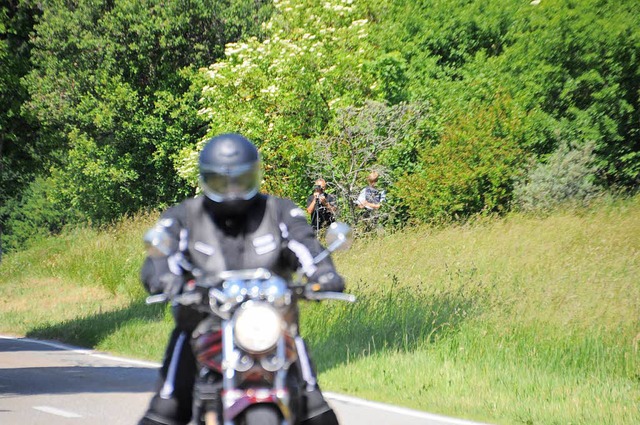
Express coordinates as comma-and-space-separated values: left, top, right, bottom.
394, 95, 527, 224
513, 141, 602, 212
308, 101, 432, 228
1, 177, 81, 252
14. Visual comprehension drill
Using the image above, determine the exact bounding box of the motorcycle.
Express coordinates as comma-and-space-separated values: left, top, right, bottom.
144, 222, 356, 425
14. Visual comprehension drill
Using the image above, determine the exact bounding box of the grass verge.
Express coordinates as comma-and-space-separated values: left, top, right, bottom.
1, 199, 639, 424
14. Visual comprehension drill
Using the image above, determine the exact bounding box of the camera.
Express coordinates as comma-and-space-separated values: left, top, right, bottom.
313, 185, 322, 192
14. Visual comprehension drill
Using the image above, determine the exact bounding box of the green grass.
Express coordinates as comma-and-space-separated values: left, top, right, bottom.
1, 198, 639, 424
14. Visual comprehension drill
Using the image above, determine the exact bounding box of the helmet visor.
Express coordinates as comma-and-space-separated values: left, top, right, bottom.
200, 162, 261, 202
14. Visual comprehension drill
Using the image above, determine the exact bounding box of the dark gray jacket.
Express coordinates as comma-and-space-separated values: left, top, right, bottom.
141, 194, 344, 298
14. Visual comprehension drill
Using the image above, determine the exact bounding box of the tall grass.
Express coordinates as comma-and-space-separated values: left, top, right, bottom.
0, 212, 167, 358
302, 196, 640, 424
1, 213, 156, 298
1, 197, 638, 424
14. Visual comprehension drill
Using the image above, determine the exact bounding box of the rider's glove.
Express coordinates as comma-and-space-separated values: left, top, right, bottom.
160, 272, 184, 299
308, 270, 344, 293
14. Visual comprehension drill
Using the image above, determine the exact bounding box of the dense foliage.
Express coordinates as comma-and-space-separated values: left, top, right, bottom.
2, 0, 639, 250
1, 0, 273, 249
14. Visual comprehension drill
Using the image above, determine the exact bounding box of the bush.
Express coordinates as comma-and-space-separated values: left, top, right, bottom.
513, 141, 602, 212
394, 95, 527, 224
308, 101, 432, 228
1, 177, 81, 252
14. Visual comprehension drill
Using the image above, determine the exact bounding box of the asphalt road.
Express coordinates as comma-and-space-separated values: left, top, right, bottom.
0, 335, 491, 425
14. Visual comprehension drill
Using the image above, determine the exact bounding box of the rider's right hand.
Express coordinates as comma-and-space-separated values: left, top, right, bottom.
160, 273, 184, 299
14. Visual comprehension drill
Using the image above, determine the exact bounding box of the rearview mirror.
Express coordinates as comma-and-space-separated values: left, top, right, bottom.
325, 222, 353, 252
313, 222, 352, 264
143, 226, 177, 257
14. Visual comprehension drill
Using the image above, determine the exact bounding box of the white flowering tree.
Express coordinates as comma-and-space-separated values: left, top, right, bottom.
177, 0, 379, 203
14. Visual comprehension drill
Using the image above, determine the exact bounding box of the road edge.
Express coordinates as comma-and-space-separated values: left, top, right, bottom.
0, 334, 493, 425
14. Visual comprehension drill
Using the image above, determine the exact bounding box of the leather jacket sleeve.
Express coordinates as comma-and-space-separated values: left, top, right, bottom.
275, 198, 345, 292
140, 204, 188, 295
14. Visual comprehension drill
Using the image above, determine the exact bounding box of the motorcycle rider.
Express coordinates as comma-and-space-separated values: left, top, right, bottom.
138, 133, 343, 425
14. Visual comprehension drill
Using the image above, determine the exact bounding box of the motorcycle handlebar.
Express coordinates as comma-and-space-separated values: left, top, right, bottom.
145, 293, 167, 304
303, 291, 356, 302
145, 291, 203, 305
290, 285, 356, 302
146, 286, 356, 306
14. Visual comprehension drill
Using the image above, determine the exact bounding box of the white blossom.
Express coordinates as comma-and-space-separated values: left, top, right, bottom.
198, 107, 213, 116
260, 85, 279, 95
225, 42, 250, 56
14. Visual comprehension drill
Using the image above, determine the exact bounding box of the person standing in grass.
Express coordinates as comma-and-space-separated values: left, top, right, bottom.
356, 171, 385, 231
356, 171, 385, 211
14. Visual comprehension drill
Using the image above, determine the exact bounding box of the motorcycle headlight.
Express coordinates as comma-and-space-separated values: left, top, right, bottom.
233, 301, 283, 354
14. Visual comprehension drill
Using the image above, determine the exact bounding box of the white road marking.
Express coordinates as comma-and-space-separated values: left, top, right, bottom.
33, 406, 82, 418
2, 335, 491, 425
325, 392, 493, 425
0, 335, 158, 368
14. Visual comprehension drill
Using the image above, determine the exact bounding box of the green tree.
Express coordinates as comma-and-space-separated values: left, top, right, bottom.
492, 0, 640, 186
0, 2, 38, 229
309, 100, 431, 226
18, 0, 273, 225
514, 141, 602, 212
6, 0, 640, 247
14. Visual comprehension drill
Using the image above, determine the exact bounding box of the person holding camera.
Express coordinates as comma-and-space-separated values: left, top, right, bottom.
306, 178, 337, 234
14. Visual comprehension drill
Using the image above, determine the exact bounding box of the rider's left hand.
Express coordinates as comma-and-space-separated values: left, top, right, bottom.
308, 270, 344, 293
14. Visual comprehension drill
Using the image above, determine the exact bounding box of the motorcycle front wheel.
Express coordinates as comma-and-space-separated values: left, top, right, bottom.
238, 404, 282, 425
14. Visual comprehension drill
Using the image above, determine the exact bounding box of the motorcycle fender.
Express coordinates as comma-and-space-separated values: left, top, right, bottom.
223, 390, 291, 422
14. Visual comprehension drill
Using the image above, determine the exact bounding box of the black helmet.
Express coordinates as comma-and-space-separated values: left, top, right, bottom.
199, 133, 262, 215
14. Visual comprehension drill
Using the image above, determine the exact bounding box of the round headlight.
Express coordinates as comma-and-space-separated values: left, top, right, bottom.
233, 302, 283, 354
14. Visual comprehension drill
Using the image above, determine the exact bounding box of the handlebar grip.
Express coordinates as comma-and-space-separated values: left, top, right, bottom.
146, 294, 168, 304
145, 291, 203, 305
305, 291, 356, 302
